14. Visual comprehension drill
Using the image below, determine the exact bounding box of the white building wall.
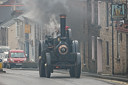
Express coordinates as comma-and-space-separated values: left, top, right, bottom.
8, 23, 19, 49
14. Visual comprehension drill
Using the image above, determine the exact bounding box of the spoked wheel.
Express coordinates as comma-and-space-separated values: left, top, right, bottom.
75, 53, 81, 78
45, 53, 51, 78
39, 60, 46, 77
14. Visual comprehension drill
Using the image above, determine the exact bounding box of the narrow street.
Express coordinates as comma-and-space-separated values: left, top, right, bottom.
0, 1, 128, 85
0, 69, 127, 85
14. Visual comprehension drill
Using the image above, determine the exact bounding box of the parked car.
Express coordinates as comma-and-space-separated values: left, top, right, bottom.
0, 53, 5, 62
0, 46, 10, 53
7, 50, 27, 68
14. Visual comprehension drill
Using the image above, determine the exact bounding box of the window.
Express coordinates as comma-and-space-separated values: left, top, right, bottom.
98, 1, 101, 25
11, 52, 25, 58
16, 21, 23, 38
106, 2, 109, 27
117, 32, 121, 59
20, 21, 23, 37
106, 41, 109, 65
91, 0, 95, 24
92, 36, 95, 60
16, 21, 20, 37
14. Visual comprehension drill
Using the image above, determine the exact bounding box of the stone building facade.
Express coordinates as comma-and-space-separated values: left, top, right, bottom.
86, 0, 99, 73
98, 0, 128, 74
98, 1, 113, 74
81, 0, 128, 75
80, 0, 100, 73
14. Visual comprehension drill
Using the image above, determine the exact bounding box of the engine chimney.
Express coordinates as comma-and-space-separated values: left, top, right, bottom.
60, 14, 66, 37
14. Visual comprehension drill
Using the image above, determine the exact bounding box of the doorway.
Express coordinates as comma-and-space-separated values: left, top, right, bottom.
97, 37, 103, 73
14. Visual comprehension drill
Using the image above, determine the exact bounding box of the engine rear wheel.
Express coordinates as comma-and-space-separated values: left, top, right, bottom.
45, 53, 51, 78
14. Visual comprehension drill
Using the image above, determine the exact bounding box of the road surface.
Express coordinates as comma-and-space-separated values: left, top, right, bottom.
0, 68, 127, 85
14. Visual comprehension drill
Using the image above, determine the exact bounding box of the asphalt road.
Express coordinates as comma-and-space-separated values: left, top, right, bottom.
0, 69, 126, 85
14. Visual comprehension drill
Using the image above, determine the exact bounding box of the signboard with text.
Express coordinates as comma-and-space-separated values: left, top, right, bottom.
25, 24, 31, 33
111, 4, 127, 20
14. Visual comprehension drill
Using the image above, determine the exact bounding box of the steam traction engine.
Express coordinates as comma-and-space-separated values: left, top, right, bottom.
39, 15, 81, 78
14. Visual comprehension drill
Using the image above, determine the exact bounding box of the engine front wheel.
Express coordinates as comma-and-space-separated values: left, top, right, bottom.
45, 53, 51, 78
39, 60, 46, 77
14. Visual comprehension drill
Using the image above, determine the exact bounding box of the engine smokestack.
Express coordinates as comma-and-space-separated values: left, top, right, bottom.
60, 14, 66, 37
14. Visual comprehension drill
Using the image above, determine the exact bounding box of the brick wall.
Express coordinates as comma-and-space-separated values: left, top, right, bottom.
114, 33, 127, 74
99, 1, 128, 74
99, 1, 113, 74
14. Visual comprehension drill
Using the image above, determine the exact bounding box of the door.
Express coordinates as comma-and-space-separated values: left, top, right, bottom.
97, 37, 103, 73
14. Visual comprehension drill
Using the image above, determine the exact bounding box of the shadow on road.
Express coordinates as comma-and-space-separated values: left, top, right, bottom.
50, 76, 71, 79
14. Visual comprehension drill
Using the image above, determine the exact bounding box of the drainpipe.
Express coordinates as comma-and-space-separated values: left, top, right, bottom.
112, 19, 114, 75
111, 0, 114, 75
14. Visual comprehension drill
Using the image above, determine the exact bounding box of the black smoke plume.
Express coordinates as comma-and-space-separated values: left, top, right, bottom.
22, 0, 87, 40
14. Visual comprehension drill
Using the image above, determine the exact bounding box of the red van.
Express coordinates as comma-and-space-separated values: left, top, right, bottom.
7, 50, 27, 68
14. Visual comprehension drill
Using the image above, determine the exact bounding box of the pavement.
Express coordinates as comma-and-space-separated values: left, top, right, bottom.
82, 72, 128, 82
54, 69, 128, 82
